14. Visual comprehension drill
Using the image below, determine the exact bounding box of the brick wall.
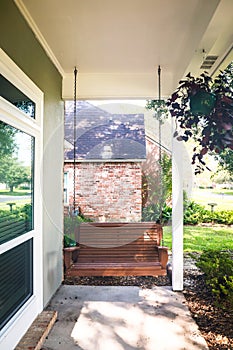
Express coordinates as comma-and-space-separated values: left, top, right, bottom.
64, 162, 142, 222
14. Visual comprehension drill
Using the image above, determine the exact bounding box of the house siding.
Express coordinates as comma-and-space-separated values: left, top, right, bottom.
0, 0, 64, 307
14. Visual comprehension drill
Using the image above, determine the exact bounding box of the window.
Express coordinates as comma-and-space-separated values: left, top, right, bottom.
0, 49, 43, 348
0, 74, 35, 118
64, 172, 69, 205
0, 121, 34, 244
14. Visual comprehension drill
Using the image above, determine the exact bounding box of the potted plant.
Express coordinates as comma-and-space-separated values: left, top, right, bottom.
63, 217, 80, 270
166, 63, 233, 174
63, 213, 93, 270
63, 235, 80, 270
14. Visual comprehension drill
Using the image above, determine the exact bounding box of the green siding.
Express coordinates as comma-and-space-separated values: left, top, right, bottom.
0, 0, 62, 99
0, 0, 64, 306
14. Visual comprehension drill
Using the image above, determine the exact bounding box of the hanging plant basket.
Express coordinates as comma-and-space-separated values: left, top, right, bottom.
190, 90, 216, 116
166, 66, 233, 174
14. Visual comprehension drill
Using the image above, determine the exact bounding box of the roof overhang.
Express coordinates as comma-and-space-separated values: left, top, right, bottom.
16, 0, 233, 99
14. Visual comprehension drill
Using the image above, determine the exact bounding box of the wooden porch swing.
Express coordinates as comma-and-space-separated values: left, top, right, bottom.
64, 67, 168, 278
64, 222, 168, 277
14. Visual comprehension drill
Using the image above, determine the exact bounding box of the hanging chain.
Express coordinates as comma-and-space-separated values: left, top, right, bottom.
73, 67, 78, 215
158, 65, 162, 166
158, 65, 163, 233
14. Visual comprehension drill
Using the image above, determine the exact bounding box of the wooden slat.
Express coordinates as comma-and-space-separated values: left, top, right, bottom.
76, 222, 163, 247
66, 262, 165, 277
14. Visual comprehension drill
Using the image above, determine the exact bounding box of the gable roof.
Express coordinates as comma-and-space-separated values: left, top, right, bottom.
64, 101, 146, 161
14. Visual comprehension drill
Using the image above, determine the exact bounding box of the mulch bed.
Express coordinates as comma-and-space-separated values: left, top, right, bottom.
64, 262, 233, 349
183, 271, 233, 350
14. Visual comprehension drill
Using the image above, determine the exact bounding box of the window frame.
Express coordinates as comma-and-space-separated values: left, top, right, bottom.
0, 49, 44, 349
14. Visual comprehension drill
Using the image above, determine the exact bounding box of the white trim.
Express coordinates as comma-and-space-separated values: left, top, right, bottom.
14, 1, 65, 77
0, 296, 37, 350
62, 72, 159, 100
0, 97, 40, 133
172, 122, 184, 291
0, 49, 43, 128
63, 171, 70, 206
0, 231, 34, 255
0, 50, 44, 349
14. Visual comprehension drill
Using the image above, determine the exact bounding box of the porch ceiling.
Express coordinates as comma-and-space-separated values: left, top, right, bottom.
17, 0, 233, 99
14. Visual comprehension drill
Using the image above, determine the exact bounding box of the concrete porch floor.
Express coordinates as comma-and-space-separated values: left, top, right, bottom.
42, 285, 208, 350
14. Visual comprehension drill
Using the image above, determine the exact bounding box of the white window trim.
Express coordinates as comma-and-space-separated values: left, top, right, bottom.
64, 171, 70, 205
0, 49, 43, 128
0, 49, 44, 349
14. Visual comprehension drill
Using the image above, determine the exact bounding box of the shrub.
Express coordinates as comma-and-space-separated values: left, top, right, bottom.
0, 204, 33, 231
183, 199, 233, 225
183, 201, 207, 225
212, 210, 233, 225
196, 250, 233, 309
143, 200, 233, 225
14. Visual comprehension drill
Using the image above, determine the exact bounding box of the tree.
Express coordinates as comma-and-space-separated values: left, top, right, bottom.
0, 121, 18, 158
141, 152, 172, 223
218, 149, 233, 174
216, 149, 233, 181
0, 156, 31, 192
161, 152, 172, 202
211, 169, 232, 184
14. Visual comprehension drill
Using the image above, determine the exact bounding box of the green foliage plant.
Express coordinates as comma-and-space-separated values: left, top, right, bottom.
183, 200, 207, 225
142, 153, 172, 224
196, 250, 233, 309
167, 63, 233, 174
144, 198, 233, 225
183, 195, 233, 225
145, 99, 169, 123
64, 214, 92, 247
142, 203, 172, 224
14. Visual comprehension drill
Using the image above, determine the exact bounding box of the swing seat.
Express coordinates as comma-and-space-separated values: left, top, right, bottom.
64, 222, 168, 277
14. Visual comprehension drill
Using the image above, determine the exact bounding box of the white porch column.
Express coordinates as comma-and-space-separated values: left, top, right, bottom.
172, 129, 183, 291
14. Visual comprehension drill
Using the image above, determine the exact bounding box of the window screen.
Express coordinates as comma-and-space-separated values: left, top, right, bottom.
0, 239, 33, 330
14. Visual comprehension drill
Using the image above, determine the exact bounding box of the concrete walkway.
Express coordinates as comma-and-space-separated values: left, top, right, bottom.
43, 285, 208, 350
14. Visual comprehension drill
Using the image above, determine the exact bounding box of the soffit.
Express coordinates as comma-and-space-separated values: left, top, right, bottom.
17, 0, 233, 97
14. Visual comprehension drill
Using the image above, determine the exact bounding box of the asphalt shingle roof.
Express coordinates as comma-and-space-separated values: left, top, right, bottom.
64, 101, 146, 161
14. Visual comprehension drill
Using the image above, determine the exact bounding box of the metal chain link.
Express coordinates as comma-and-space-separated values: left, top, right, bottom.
73, 67, 78, 215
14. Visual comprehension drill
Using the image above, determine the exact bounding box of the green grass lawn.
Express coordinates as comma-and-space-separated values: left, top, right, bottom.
190, 188, 233, 211
0, 189, 30, 196
0, 200, 30, 211
0, 188, 31, 211
213, 190, 233, 196
163, 225, 233, 253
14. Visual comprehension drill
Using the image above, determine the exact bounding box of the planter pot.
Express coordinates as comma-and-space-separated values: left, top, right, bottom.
190, 90, 216, 116
63, 246, 80, 270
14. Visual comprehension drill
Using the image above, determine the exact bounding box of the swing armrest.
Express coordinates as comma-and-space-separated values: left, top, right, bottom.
63, 246, 80, 270
158, 246, 168, 269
